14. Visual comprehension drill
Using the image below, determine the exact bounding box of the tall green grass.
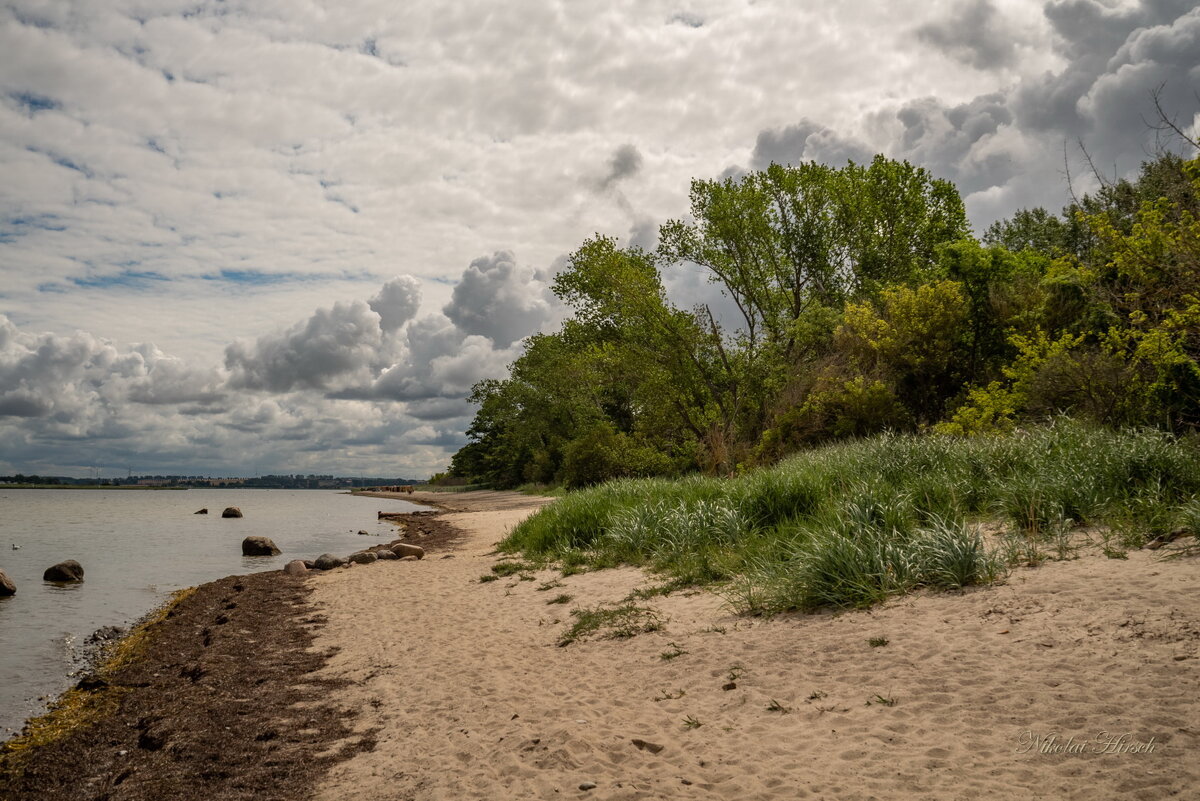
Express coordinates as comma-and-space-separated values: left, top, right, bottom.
501, 421, 1200, 612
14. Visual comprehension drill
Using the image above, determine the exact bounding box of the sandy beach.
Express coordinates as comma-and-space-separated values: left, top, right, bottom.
310, 490, 1200, 800
3, 489, 1197, 800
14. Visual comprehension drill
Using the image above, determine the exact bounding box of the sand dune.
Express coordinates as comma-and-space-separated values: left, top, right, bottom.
309, 491, 1199, 800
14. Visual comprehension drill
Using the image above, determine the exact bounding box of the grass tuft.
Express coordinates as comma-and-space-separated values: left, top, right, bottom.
501, 422, 1200, 613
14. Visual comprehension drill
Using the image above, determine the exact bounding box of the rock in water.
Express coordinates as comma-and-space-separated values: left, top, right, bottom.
221, 507, 243, 518
283, 560, 308, 576
242, 536, 281, 556
348, 551, 378, 565
313, 553, 346, 570
357, 530, 370, 536
86, 625, 126, 644
194, 508, 208, 515
390, 543, 425, 560
43, 560, 85, 582
0, 568, 15, 596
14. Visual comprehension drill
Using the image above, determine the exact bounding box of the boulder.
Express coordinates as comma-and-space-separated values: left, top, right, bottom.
313, 553, 346, 571
390, 543, 425, 560
221, 507, 243, 518
357, 530, 370, 536
43, 560, 85, 582
348, 551, 378, 565
0, 568, 14, 596
283, 560, 308, 577
194, 508, 208, 515
373, 549, 399, 560
242, 536, 281, 556
302, 560, 316, 570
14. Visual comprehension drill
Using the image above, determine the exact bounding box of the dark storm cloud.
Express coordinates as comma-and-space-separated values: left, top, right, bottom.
915, 0, 1018, 69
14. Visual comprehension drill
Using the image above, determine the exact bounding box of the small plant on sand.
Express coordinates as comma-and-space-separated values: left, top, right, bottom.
866, 693, 897, 707
683, 715, 702, 729
627, 577, 692, 601
478, 574, 499, 583
654, 688, 686, 701
727, 664, 744, 682
536, 580, 564, 592
659, 642, 688, 661
766, 698, 792, 713
1103, 544, 1129, 559
546, 593, 573, 605
557, 604, 663, 646
491, 560, 536, 577
807, 690, 827, 701
704, 625, 727, 634
868, 637, 889, 648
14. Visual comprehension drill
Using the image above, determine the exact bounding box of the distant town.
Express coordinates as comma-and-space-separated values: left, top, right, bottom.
0, 474, 427, 489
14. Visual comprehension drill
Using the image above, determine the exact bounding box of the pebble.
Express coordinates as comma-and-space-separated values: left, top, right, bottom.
579, 781, 597, 791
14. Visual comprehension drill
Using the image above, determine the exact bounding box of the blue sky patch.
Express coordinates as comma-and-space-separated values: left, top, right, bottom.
70, 269, 171, 290
10, 92, 60, 114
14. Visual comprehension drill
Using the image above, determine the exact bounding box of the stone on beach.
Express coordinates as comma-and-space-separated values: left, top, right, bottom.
0, 568, 15, 596
43, 559, 85, 582
283, 560, 309, 576
221, 507, 243, 518
390, 543, 425, 559
348, 551, 378, 565
313, 553, 347, 570
242, 536, 282, 556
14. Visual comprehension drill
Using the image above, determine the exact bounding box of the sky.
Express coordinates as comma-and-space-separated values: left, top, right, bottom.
1, 0, 1197, 478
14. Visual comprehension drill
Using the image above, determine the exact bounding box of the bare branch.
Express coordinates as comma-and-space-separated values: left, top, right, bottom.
1145, 82, 1200, 151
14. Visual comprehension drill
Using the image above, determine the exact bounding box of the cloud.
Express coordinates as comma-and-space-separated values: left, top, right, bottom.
915, 0, 1018, 69
600, 143, 644, 190
369, 275, 422, 333
442, 251, 555, 347
751, 119, 874, 170
224, 300, 385, 392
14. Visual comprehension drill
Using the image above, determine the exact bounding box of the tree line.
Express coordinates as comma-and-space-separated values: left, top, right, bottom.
449, 150, 1200, 489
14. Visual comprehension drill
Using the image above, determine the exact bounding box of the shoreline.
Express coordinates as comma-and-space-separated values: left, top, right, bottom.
0, 494, 454, 799
4, 491, 1198, 799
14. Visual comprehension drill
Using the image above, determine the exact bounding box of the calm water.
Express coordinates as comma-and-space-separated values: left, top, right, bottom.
0, 488, 419, 735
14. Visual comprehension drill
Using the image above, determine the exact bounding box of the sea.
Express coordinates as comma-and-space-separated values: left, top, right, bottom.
0, 488, 421, 736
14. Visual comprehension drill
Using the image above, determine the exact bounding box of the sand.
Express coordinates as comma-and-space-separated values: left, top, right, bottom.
309, 490, 1199, 800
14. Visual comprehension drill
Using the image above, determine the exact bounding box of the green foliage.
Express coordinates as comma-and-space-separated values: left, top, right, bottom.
452, 151, 1199, 489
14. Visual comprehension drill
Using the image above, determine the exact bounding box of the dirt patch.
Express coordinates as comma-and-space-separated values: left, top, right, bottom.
0, 572, 374, 801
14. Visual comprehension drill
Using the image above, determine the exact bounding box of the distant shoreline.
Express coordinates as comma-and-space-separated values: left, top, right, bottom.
0, 484, 188, 490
